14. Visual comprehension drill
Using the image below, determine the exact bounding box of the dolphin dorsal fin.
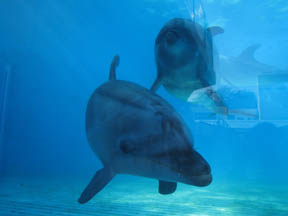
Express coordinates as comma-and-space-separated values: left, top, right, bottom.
109, 55, 120, 81
238, 44, 261, 63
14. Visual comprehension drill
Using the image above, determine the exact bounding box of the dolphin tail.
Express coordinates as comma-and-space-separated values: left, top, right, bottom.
109, 55, 120, 81
78, 167, 115, 204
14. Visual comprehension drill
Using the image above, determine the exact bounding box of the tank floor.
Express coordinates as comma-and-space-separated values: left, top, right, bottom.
0, 176, 287, 215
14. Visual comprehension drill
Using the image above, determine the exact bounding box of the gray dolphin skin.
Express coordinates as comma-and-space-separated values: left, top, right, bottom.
78, 55, 212, 204
151, 18, 228, 114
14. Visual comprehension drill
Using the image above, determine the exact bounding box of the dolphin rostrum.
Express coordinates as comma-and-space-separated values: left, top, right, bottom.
78, 55, 212, 204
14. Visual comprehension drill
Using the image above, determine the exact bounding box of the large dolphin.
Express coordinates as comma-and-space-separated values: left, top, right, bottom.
78, 55, 212, 204
151, 18, 227, 114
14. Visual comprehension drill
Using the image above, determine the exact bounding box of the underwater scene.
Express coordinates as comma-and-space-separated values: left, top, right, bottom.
0, 0, 288, 215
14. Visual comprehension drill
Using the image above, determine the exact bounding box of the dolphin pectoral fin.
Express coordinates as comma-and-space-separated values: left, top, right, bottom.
150, 77, 162, 93
207, 26, 224, 36
78, 167, 114, 204
158, 180, 177, 195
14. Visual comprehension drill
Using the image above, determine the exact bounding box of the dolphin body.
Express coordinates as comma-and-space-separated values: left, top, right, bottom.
151, 18, 227, 114
78, 55, 212, 204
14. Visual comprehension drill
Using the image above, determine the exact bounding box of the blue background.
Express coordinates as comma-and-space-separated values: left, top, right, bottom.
0, 0, 287, 186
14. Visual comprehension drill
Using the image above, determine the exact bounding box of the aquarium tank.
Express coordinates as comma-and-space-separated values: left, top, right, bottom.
0, 0, 287, 215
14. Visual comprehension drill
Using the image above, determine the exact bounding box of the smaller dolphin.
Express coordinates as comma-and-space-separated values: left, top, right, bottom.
151, 18, 227, 114
78, 55, 212, 204
217, 44, 278, 87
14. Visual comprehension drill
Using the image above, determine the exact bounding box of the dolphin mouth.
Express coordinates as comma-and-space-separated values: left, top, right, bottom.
188, 173, 212, 187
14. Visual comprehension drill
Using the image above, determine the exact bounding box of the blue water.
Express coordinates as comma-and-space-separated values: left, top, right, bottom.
0, 1, 287, 215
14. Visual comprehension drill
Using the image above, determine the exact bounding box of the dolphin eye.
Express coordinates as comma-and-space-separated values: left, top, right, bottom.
119, 140, 129, 153
165, 31, 179, 44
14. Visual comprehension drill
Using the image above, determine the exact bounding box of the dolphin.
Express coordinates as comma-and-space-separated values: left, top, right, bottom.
78, 55, 212, 204
150, 18, 227, 114
217, 44, 279, 88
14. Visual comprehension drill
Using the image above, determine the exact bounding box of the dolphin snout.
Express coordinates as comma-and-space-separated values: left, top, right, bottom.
200, 162, 211, 175
193, 174, 212, 187
191, 150, 211, 175
187, 150, 212, 186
